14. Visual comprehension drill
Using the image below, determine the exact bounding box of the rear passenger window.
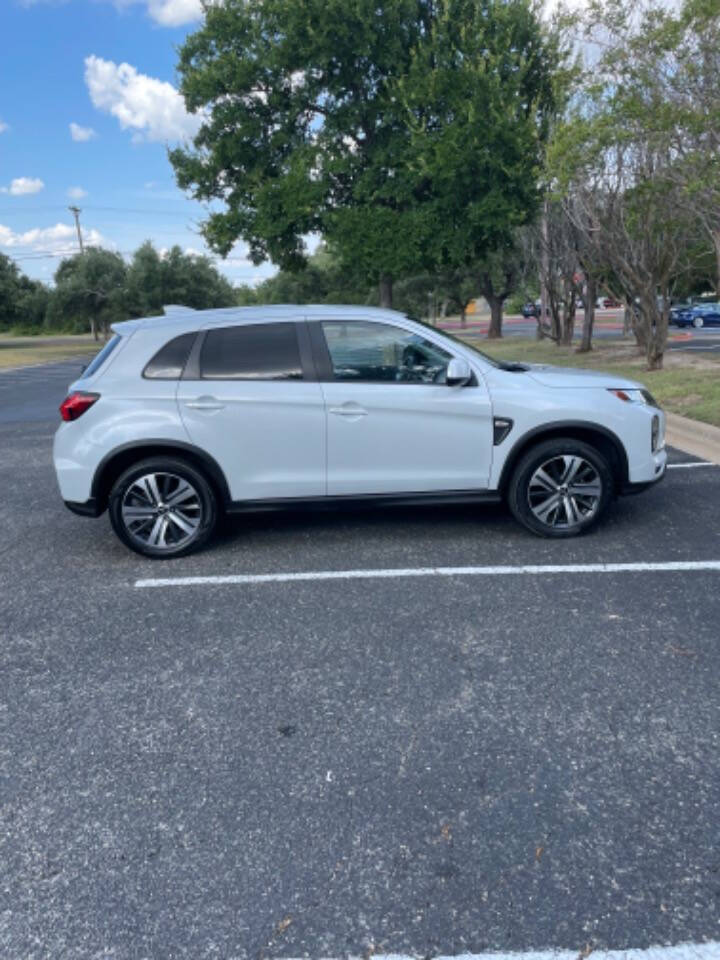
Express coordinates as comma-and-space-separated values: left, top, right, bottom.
199, 323, 303, 380
144, 333, 196, 379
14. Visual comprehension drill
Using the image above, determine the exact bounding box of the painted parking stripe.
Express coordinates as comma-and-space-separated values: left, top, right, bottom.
667, 461, 716, 469
135, 559, 720, 589
281, 944, 720, 960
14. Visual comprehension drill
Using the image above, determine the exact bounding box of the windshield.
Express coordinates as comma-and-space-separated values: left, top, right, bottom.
408, 316, 502, 367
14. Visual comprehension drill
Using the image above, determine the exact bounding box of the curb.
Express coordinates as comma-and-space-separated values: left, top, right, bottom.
665, 411, 720, 465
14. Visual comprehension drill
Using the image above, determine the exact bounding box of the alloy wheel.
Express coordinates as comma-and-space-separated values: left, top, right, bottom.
527, 454, 602, 530
121, 471, 202, 551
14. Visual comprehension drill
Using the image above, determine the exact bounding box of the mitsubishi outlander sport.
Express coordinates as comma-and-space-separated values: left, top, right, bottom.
54, 305, 666, 558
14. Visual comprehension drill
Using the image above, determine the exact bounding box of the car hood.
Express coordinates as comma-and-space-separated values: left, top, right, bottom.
522, 364, 642, 390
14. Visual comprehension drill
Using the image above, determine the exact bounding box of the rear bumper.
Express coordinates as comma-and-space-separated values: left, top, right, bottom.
63, 498, 104, 518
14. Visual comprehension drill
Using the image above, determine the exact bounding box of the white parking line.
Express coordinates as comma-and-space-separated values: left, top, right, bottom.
667, 461, 716, 469
280, 943, 720, 960
135, 559, 720, 589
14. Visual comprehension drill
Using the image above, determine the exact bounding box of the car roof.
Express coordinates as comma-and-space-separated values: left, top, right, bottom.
111, 304, 409, 337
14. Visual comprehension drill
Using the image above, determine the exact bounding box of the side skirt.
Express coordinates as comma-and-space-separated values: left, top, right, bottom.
225, 490, 503, 516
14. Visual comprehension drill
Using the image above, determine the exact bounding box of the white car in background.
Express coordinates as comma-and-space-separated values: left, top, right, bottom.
54, 305, 666, 558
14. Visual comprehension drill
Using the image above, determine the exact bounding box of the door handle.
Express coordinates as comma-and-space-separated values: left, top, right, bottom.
329, 403, 368, 418
184, 398, 225, 410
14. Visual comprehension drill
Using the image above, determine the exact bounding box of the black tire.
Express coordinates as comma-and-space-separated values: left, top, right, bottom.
507, 437, 614, 538
109, 456, 217, 558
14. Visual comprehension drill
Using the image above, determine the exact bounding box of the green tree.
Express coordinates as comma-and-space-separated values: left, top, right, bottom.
397, 0, 563, 285
49, 248, 128, 339
125, 242, 236, 315
171, 0, 561, 307
0, 254, 24, 330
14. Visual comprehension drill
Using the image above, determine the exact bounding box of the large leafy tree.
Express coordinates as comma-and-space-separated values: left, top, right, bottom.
171, 0, 561, 307
171, 0, 434, 306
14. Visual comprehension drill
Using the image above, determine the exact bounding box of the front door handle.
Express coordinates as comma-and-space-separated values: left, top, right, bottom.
184, 396, 225, 411
328, 402, 368, 419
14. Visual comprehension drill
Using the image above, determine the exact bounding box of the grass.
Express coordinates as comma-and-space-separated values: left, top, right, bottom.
0, 334, 99, 370
464, 336, 720, 428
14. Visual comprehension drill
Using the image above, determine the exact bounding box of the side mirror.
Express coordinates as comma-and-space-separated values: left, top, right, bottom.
446, 357, 472, 386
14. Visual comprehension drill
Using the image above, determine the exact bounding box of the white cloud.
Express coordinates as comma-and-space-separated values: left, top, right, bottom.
111, 0, 204, 26
145, 0, 203, 26
0, 121, 8, 134
69, 121, 97, 142
0, 221, 107, 254
0, 177, 45, 196
67, 186, 88, 199
84, 55, 202, 143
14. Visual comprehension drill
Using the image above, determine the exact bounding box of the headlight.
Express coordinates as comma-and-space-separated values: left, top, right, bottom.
607, 388, 660, 408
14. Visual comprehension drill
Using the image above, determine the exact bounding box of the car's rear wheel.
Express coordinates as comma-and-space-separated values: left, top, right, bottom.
109, 456, 217, 558
508, 438, 614, 538
693, 316, 704, 328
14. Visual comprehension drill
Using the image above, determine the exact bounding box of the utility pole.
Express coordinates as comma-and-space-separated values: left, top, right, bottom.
68, 206, 85, 254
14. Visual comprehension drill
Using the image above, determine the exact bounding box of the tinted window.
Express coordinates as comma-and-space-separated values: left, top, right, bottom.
80, 334, 121, 379
144, 332, 196, 379
322, 321, 453, 383
200, 323, 303, 380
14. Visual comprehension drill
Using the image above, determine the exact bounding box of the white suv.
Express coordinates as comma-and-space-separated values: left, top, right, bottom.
54, 305, 666, 558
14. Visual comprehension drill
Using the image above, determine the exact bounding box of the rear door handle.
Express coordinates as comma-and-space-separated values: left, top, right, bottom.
329, 402, 368, 419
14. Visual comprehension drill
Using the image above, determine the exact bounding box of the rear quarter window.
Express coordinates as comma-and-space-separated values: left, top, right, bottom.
143, 332, 197, 379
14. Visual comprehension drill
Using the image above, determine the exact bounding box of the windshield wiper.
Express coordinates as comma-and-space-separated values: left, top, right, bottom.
498, 361, 530, 372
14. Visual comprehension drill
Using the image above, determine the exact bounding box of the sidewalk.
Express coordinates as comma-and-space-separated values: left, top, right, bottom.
666, 411, 720, 465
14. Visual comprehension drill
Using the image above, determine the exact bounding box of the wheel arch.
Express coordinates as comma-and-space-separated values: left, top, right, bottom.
92, 441, 232, 513
497, 421, 629, 494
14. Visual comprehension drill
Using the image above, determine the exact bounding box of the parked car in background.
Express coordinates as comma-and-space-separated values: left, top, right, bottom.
672, 303, 720, 328
601, 297, 621, 309
522, 301, 540, 318
670, 303, 692, 326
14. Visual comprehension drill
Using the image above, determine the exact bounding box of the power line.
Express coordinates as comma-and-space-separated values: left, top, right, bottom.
0, 204, 208, 219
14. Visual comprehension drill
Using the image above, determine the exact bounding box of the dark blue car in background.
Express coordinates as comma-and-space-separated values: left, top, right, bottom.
671, 303, 720, 328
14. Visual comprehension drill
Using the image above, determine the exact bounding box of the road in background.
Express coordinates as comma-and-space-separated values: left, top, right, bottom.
438, 310, 720, 351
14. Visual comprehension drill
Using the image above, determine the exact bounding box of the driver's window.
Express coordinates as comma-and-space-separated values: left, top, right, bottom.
321, 321, 453, 383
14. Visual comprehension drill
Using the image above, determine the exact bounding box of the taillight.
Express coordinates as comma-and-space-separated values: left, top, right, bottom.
59, 392, 99, 422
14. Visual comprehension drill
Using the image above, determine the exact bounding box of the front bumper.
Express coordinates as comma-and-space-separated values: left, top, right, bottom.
621, 448, 667, 494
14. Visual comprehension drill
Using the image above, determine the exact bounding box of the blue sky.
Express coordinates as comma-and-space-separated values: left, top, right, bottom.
0, 0, 275, 286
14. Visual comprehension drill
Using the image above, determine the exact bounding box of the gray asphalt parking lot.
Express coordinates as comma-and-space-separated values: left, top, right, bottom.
1, 360, 719, 959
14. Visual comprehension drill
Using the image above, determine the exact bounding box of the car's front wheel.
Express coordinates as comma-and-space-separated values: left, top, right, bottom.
693, 315, 704, 328
109, 456, 217, 558
507, 438, 613, 538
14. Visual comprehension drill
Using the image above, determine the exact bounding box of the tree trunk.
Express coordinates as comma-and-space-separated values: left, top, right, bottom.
646, 339, 664, 370
623, 305, 632, 338
714, 230, 720, 295
90, 315, 98, 341
460, 304, 467, 328
577, 276, 596, 352
379, 274, 393, 309
486, 295, 503, 338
